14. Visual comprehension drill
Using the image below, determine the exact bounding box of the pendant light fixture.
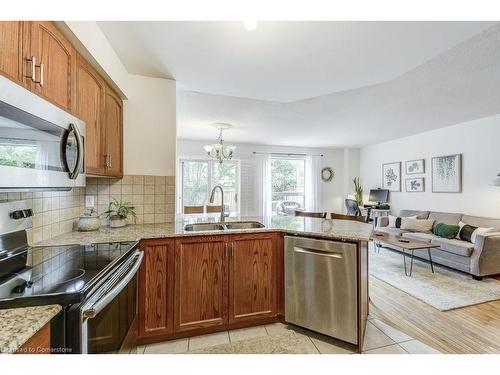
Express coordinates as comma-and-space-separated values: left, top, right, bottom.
204, 123, 236, 164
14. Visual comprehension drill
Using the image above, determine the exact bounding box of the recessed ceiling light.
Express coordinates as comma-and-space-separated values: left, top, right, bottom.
243, 20, 257, 31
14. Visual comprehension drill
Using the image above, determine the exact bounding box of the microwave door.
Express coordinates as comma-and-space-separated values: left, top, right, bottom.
0, 75, 86, 189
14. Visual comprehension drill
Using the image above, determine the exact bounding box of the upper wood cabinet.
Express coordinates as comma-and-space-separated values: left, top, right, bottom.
104, 85, 123, 177
174, 236, 228, 332
25, 21, 76, 113
228, 233, 277, 324
0, 21, 24, 84
138, 239, 175, 340
76, 56, 106, 175
0, 21, 124, 178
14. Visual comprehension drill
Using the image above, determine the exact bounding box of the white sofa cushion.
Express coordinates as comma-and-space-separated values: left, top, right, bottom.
400, 218, 435, 232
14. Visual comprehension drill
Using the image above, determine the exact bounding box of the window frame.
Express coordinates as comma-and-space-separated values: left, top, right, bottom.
269, 155, 306, 215
177, 156, 241, 215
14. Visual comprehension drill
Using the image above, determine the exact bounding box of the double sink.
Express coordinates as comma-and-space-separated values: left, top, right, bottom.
184, 221, 265, 232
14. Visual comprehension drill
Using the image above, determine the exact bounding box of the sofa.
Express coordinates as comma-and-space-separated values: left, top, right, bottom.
376, 210, 500, 279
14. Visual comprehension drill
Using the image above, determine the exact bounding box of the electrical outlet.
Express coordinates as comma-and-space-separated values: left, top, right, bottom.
85, 195, 95, 208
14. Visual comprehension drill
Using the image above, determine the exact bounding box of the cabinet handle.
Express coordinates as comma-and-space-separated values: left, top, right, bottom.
104, 154, 109, 168
38, 63, 44, 87
224, 243, 229, 257
25, 56, 36, 82
109, 154, 112, 168
229, 243, 234, 258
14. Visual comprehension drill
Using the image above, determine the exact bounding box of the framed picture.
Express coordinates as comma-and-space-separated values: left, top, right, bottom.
405, 159, 425, 174
382, 162, 401, 192
432, 154, 462, 193
406, 177, 425, 192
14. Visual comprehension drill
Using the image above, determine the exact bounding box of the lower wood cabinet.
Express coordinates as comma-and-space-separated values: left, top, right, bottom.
137, 233, 282, 343
228, 233, 277, 324
138, 238, 175, 339
174, 236, 228, 332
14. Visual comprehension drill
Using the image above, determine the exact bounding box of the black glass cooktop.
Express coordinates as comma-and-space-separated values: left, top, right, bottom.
0, 241, 138, 308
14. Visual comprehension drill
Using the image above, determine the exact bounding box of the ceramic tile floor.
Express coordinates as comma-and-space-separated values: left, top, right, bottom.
135, 317, 441, 354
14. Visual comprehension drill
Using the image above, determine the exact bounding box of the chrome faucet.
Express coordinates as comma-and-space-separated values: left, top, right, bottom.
209, 185, 225, 222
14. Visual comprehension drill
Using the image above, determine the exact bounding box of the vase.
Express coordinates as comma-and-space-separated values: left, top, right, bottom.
109, 217, 127, 228
77, 216, 101, 231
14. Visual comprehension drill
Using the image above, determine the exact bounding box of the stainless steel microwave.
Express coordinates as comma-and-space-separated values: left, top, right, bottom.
0, 76, 85, 190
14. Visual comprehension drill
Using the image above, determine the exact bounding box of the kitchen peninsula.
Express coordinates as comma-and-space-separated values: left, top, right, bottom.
36, 216, 371, 352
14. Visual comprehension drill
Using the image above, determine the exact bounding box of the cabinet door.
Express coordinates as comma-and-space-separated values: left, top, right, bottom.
228, 233, 277, 324
27, 21, 76, 113
174, 236, 228, 332
104, 85, 123, 177
76, 55, 106, 175
0, 21, 24, 84
138, 239, 175, 339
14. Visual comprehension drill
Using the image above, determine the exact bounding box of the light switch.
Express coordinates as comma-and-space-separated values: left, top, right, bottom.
85, 195, 95, 208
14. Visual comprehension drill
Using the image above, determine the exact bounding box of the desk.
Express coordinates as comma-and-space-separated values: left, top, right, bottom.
360, 207, 390, 226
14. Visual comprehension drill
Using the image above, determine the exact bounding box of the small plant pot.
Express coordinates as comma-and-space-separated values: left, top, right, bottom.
109, 216, 128, 228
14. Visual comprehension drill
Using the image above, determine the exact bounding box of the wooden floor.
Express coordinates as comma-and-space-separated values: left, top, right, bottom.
369, 276, 500, 354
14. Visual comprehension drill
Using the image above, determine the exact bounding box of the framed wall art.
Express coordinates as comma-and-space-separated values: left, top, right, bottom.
431, 154, 462, 193
405, 159, 425, 175
382, 162, 401, 192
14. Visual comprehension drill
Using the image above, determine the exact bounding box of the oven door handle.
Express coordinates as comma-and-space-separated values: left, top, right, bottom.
82, 250, 143, 319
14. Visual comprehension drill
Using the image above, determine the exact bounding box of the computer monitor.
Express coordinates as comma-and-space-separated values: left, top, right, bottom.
369, 189, 389, 203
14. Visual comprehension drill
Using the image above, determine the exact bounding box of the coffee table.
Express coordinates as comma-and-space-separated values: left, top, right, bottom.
371, 231, 440, 276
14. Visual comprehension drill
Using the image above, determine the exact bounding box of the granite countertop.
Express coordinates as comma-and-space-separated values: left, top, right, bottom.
0, 304, 61, 354
35, 215, 373, 247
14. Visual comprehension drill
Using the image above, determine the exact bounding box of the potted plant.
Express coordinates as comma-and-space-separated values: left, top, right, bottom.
104, 198, 137, 228
353, 177, 363, 207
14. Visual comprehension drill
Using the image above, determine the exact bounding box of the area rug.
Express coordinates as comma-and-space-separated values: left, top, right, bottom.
186, 331, 316, 354
369, 245, 500, 311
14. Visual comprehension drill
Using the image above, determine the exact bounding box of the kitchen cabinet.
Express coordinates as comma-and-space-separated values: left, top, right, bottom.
103, 84, 123, 177
0, 21, 24, 84
0, 21, 124, 178
174, 236, 228, 332
25, 21, 76, 113
228, 233, 277, 324
138, 239, 175, 340
76, 55, 106, 175
137, 233, 281, 343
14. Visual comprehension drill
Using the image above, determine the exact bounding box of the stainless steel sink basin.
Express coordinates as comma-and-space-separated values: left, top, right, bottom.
183, 221, 265, 232
224, 221, 265, 230
184, 223, 225, 231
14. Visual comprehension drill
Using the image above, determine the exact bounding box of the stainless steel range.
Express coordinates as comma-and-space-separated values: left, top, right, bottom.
0, 201, 143, 353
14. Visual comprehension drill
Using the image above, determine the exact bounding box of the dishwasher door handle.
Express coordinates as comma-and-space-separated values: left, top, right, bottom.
293, 246, 344, 259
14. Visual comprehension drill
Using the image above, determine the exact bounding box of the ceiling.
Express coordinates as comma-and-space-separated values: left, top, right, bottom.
98, 21, 500, 147
99, 21, 493, 102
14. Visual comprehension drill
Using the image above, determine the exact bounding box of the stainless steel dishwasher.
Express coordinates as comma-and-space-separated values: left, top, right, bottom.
285, 236, 358, 344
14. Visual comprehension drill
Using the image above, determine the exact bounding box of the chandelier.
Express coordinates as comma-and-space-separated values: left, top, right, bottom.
204, 123, 236, 164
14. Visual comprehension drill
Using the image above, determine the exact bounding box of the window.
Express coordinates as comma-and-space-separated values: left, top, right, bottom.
179, 159, 240, 214
270, 157, 305, 214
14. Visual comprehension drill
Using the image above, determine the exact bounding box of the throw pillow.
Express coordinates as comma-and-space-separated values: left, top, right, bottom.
400, 217, 435, 232
388, 215, 417, 228
458, 221, 494, 243
433, 223, 460, 239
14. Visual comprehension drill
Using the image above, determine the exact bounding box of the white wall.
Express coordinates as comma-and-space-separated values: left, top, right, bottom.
360, 114, 500, 218
177, 139, 353, 216
124, 75, 177, 176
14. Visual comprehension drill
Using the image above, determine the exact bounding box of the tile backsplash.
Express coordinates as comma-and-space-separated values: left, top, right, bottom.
0, 189, 86, 244
0, 174, 175, 245
85, 175, 175, 226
